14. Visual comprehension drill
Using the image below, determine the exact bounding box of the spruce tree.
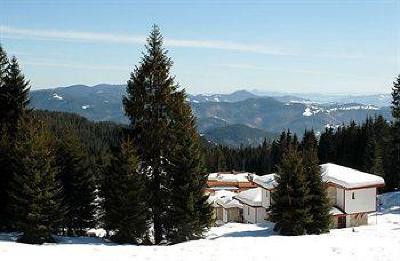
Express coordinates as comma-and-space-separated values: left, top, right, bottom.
302, 130, 331, 234
123, 25, 175, 244
0, 44, 7, 87
9, 119, 62, 244
1, 56, 30, 137
123, 25, 211, 243
388, 75, 400, 190
56, 133, 97, 236
0, 45, 9, 229
392, 75, 400, 120
103, 138, 149, 244
164, 92, 212, 243
270, 149, 311, 236
0, 52, 30, 230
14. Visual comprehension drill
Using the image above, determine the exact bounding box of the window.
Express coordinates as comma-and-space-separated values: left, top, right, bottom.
247, 206, 250, 215
352, 192, 355, 199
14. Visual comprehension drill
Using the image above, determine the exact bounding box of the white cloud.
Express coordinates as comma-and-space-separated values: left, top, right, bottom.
0, 25, 295, 56
22, 60, 128, 72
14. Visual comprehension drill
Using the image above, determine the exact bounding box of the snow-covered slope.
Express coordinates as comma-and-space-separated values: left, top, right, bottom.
0, 194, 399, 261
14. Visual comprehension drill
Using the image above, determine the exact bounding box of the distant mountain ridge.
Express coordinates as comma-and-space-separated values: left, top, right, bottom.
30, 84, 392, 146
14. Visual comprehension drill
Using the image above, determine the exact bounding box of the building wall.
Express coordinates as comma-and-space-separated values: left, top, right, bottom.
344, 188, 376, 214
348, 213, 368, 227
216, 207, 223, 221
336, 188, 345, 210
223, 208, 242, 223
326, 185, 337, 206
261, 189, 271, 209
243, 204, 266, 224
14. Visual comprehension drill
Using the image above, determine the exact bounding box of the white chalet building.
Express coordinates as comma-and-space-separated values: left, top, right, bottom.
248, 163, 385, 228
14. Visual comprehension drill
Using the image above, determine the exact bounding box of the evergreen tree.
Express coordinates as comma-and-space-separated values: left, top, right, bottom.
103, 138, 149, 244
164, 92, 212, 243
0, 44, 7, 87
123, 25, 211, 243
56, 133, 97, 236
123, 25, 177, 244
392, 75, 400, 120
270, 150, 311, 236
388, 75, 400, 190
1, 56, 30, 137
302, 130, 331, 234
0, 51, 30, 230
370, 142, 385, 178
8, 119, 62, 244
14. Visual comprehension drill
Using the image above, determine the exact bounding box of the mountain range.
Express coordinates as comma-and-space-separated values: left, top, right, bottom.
30, 84, 392, 146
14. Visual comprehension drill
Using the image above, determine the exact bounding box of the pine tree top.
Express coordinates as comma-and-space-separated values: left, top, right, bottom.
392, 74, 400, 121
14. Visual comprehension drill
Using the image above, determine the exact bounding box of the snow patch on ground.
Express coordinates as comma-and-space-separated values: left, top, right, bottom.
52, 93, 63, 101
81, 105, 90, 110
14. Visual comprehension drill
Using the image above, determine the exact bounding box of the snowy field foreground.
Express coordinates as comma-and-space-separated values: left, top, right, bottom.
1, 192, 399, 261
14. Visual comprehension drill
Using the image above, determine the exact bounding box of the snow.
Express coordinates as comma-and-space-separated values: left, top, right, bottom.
250, 164, 384, 190
321, 163, 385, 189
208, 172, 252, 183
52, 93, 63, 100
330, 207, 345, 216
216, 197, 243, 209
303, 107, 313, 117
81, 105, 90, 110
234, 187, 263, 207
251, 173, 277, 190
208, 190, 237, 205
0, 192, 399, 261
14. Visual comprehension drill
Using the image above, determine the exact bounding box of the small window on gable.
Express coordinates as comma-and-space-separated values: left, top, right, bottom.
352, 192, 355, 199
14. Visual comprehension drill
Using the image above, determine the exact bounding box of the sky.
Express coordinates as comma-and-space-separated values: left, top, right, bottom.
0, 0, 399, 94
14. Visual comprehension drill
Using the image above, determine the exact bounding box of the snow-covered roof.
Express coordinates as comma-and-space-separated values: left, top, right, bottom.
251, 173, 277, 190
234, 187, 263, 207
208, 172, 252, 183
330, 206, 345, 216
209, 186, 239, 191
321, 163, 385, 189
216, 197, 243, 209
249, 163, 384, 190
207, 190, 237, 207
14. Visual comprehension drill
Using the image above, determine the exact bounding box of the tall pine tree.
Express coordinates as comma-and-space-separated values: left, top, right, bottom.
9, 119, 62, 244
123, 25, 211, 244
0, 51, 30, 230
164, 92, 212, 243
302, 130, 331, 234
56, 133, 97, 236
388, 75, 400, 190
270, 149, 311, 236
102, 138, 150, 244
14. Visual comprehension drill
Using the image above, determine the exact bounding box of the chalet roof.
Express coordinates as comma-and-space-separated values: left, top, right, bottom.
251, 173, 277, 190
321, 163, 385, 189
234, 187, 263, 207
249, 163, 384, 190
208, 172, 252, 183
216, 197, 243, 209
207, 190, 237, 207
330, 206, 345, 216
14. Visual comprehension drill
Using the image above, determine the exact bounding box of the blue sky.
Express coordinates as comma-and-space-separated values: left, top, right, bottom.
0, 0, 399, 94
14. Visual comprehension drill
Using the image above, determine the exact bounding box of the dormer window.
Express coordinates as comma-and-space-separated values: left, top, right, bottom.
352, 192, 355, 199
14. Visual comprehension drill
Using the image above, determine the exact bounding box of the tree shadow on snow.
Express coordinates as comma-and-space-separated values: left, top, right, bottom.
210, 222, 276, 239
